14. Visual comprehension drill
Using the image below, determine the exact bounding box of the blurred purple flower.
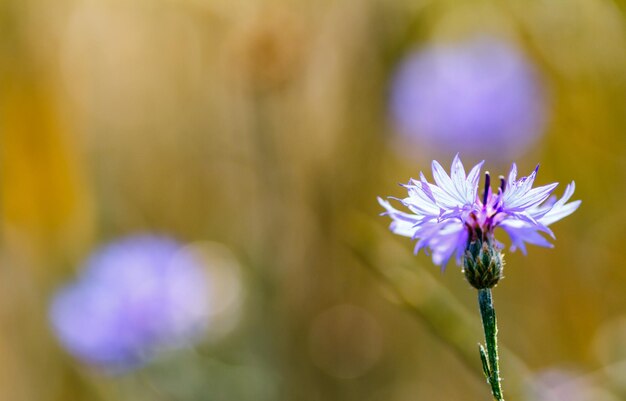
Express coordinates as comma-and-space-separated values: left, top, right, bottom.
389, 37, 547, 161
50, 235, 210, 371
527, 369, 618, 401
378, 154, 580, 267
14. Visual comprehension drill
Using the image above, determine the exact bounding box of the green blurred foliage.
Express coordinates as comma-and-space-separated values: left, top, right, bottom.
1, 0, 626, 400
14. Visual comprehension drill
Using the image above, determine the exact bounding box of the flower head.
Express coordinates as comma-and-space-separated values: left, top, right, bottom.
378, 155, 580, 270
389, 37, 547, 162
49, 235, 211, 371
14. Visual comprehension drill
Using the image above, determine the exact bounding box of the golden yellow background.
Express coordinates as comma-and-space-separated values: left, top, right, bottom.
0, 0, 625, 400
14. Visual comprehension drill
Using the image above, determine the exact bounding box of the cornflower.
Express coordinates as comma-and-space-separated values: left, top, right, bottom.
389, 37, 547, 162
49, 235, 211, 372
378, 154, 580, 400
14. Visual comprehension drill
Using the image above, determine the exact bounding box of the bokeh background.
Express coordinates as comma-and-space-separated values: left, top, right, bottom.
1, 0, 626, 400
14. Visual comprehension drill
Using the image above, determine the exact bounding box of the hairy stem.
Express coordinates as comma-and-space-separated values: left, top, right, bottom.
478, 288, 504, 400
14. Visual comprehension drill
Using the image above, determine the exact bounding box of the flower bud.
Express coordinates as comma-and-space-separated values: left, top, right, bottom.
463, 237, 504, 289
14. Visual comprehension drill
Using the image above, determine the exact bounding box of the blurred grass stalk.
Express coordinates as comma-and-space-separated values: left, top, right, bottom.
345, 213, 530, 398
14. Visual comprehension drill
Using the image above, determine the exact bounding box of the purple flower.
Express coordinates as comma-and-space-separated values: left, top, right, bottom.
378, 154, 580, 267
389, 37, 547, 162
49, 235, 211, 371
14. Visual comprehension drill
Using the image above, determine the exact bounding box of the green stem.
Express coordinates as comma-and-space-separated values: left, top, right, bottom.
478, 288, 504, 401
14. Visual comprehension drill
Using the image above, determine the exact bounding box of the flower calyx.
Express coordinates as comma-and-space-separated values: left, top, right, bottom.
463, 231, 504, 289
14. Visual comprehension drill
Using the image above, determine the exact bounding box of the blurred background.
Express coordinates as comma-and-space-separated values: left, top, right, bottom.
1, 0, 626, 400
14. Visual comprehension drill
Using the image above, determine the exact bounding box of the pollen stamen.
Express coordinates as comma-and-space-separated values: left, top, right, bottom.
483, 172, 491, 205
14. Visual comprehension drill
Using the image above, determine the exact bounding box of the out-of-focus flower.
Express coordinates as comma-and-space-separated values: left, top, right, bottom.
49, 235, 211, 371
378, 154, 579, 271
526, 369, 620, 401
389, 37, 547, 162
